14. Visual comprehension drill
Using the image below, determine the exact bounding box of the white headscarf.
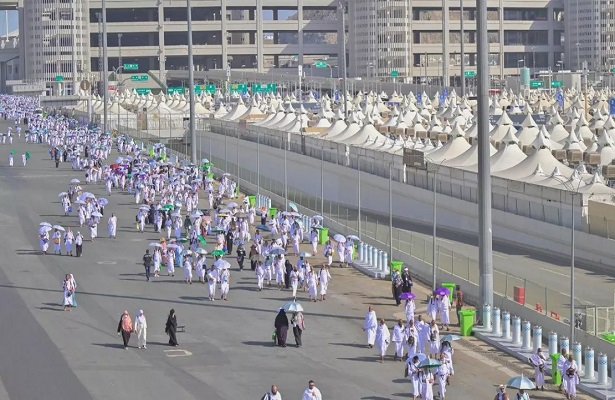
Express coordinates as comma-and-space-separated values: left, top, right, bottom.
136, 309, 146, 324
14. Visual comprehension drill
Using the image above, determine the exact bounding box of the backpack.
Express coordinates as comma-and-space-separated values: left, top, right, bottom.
408, 335, 415, 346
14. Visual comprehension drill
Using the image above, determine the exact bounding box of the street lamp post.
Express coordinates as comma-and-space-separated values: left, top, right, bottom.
101, 0, 108, 133
187, 0, 197, 163
550, 176, 583, 344
425, 157, 446, 290
517, 59, 524, 93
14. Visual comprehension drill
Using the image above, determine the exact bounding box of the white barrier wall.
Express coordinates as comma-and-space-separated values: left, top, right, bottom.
201, 130, 615, 270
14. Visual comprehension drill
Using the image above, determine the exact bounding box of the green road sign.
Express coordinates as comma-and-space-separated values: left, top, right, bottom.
252, 83, 277, 93
131, 75, 148, 82
464, 70, 476, 77
267, 83, 277, 92
315, 61, 328, 68
529, 80, 544, 89
135, 88, 151, 95
612, 68, 615, 73
230, 83, 247, 93
551, 80, 563, 88
55, 75, 63, 82
124, 63, 138, 71
205, 84, 216, 94
167, 87, 185, 95
391, 70, 399, 77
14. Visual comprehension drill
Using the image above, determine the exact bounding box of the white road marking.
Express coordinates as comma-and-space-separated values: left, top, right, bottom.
493, 253, 507, 259
539, 267, 569, 278
96, 261, 117, 265
163, 349, 192, 357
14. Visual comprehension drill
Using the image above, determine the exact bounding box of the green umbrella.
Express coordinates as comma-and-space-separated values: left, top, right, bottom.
177, 237, 188, 243
198, 235, 206, 245
25, 152, 30, 159
162, 204, 174, 211
9, 150, 16, 155
211, 228, 225, 234
211, 249, 225, 257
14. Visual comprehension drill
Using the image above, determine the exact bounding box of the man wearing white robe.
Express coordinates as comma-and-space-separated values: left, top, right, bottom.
405, 320, 419, 356
392, 319, 405, 361
363, 306, 377, 348
530, 348, 547, 390
107, 213, 117, 238
375, 319, 391, 362
564, 355, 579, 399
557, 348, 568, 394
207, 266, 218, 301
436, 353, 449, 399
406, 355, 421, 400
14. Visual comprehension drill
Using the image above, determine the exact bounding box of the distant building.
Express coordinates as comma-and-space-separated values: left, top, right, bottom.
347, 0, 565, 85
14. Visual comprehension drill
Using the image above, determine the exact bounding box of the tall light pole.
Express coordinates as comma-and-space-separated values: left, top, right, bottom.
442, 0, 450, 89
187, 0, 197, 163
477, 0, 494, 316
102, 0, 108, 133
339, 0, 348, 120
425, 157, 446, 291
460, 0, 466, 97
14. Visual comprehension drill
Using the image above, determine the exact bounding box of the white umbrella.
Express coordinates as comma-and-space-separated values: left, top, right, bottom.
219, 209, 231, 214
52, 225, 65, 231
58, 192, 68, 197
166, 244, 179, 249
149, 243, 163, 248
213, 259, 231, 270
288, 202, 298, 212
195, 248, 208, 255
139, 205, 151, 210
70, 178, 80, 184
283, 301, 304, 312
74, 200, 85, 205
38, 226, 51, 234
183, 250, 193, 256
298, 252, 312, 258
91, 211, 102, 218
269, 247, 285, 255
227, 202, 239, 208
40, 222, 52, 227
171, 212, 181, 218
333, 234, 346, 243
506, 375, 535, 390
313, 215, 324, 221
347, 235, 360, 241
98, 198, 109, 206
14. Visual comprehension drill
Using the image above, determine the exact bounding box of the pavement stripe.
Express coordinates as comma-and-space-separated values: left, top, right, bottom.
0, 376, 10, 400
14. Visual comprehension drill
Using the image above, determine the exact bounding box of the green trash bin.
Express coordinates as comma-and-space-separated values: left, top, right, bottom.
391, 261, 404, 274
459, 309, 476, 336
268, 207, 278, 220
317, 227, 329, 245
247, 195, 256, 207
442, 282, 456, 302
551, 353, 562, 385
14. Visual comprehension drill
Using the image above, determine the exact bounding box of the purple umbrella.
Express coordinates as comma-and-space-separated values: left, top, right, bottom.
400, 292, 416, 300
434, 287, 450, 296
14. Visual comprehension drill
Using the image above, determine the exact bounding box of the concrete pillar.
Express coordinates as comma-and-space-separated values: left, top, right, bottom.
521, 321, 531, 350
371, 246, 378, 268
572, 342, 583, 373
548, 331, 558, 356
491, 307, 501, 336
378, 250, 385, 271
221, 1, 228, 67
366, 245, 372, 265
358, 242, 364, 262
584, 348, 594, 380
511, 316, 521, 344
502, 311, 511, 340
157, 0, 166, 79
532, 326, 542, 353
482, 304, 491, 330
597, 353, 608, 385
255, 0, 264, 72
382, 252, 389, 275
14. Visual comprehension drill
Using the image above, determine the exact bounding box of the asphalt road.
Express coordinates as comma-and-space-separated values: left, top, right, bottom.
0, 126, 591, 400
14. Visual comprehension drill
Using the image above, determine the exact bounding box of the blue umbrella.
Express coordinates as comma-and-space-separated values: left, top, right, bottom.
256, 224, 271, 232
506, 375, 535, 390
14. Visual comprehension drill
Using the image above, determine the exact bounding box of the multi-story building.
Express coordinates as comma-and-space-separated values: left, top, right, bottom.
347, 0, 566, 85
565, 0, 615, 73
20, 0, 90, 94
86, 0, 341, 83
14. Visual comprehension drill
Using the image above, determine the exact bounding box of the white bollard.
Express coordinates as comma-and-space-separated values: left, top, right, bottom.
598, 353, 608, 385
511, 316, 521, 344
382, 253, 389, 275
560, 337, 569, 354
266, 197, 271, 211
358, 242, 365, 262
532, 326, 542, 353
521, 321, 532, 350
548, 331, 558, 356
502, 311, 511, 340
378, 250, 385, 271
572, 342, 583, 373
584, 348, 595, 380
492, 307, 501, 336
611, 358, 615, 390
366, 245, 373, 265
372, 247, 378, 268
482, 304, 492, 330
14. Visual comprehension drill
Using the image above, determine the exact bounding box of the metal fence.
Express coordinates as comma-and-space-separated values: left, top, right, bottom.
119, 124, 615, 339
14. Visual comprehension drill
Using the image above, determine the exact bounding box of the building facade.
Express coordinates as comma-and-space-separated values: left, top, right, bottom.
347, 0, 566, 85
20, 0, 90, 94
565, 0, 615, 73
86, 0, 340, 83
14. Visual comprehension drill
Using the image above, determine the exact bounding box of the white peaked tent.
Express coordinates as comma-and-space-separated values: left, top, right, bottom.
444, 139, 497, 168
496, 148, 573, 180
424, 135, 471, 163
342, 123, 385, 145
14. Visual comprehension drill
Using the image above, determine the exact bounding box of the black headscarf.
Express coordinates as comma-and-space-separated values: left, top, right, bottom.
274, 309, 289, 329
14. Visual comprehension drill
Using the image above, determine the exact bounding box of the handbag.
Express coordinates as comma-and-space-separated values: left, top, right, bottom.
68, 206, 73, 213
